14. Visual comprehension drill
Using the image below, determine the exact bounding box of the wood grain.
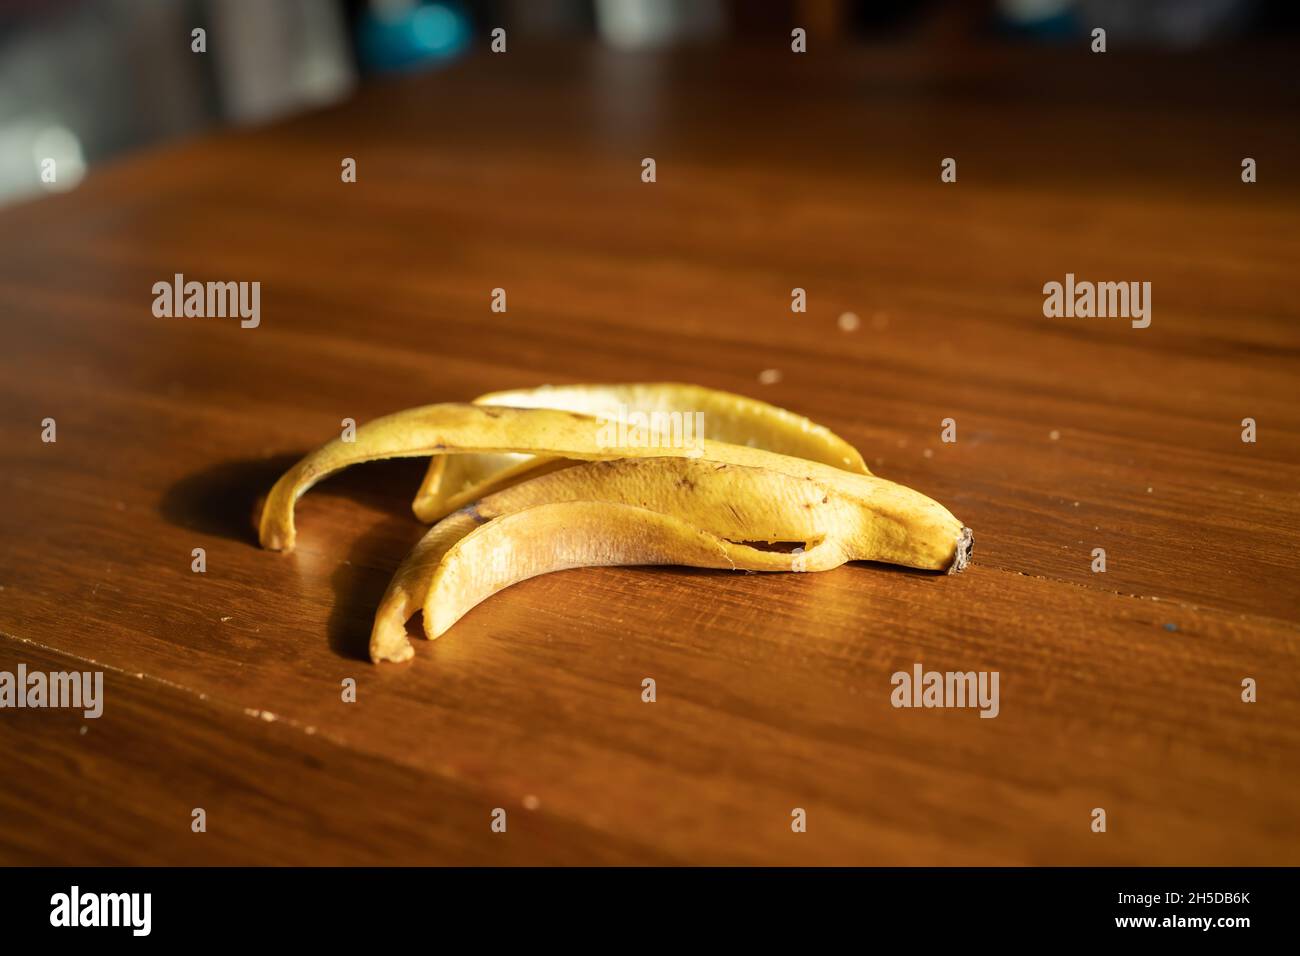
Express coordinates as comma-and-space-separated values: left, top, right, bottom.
1, 41, 1297, 865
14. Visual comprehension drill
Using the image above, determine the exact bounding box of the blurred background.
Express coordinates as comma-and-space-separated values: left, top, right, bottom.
1, 0, 1297, 206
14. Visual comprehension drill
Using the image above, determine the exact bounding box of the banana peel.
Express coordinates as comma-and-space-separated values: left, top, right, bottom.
369, 455, 966, 662
370, 457, 843, 661
259, 402, 695, 552
412, 383, 869, 522
259, 403, 937, 554
421, 502, 831, 653
256, 392, 972, 666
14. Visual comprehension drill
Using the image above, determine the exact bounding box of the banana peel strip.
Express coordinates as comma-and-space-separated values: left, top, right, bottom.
260, 403, 698, 552
370, 457, 849, 661
421, 502, 839, 657
258, 404, 955, 556
412, 383, 869, 522
369, 455, 970, 662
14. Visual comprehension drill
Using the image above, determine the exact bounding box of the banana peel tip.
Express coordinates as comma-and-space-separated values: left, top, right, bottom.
948, 527, 973, 575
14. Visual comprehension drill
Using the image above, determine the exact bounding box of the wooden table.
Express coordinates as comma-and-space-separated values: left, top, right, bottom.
1, 41, 1297, 865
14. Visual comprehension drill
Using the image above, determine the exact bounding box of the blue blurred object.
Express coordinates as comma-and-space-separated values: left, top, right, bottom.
357, 0, 472, 73
995, 0, 1257, 45
995, 0, 1080, 39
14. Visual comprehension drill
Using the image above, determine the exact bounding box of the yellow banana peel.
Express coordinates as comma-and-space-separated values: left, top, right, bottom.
421, 502, 829, 653
256, 390, 972, 665
412, 382, 869, 522
369, 456, 966, 662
